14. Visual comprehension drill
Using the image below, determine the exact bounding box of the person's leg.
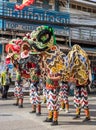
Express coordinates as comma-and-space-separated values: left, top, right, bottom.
18, 85, 23, 108
14, 85, 19, 105
5, 85, 9, 99
30, 104, 36, 113
44, 90, 53, 122
51, 89, 59, 126
2, 86, 7, 99
29, 83, 36, 113
13, 97, 19, 106
18, 98, 23, 108
81, 87, 90, 122
73, 87, 81, 119
36, 92, 41, 115
64, 83, 69, 113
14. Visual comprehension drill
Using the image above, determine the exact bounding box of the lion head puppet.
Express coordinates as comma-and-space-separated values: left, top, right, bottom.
28, 25, 70, 82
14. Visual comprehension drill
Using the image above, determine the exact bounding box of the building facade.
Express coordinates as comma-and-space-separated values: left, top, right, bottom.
0, 0, 96, 70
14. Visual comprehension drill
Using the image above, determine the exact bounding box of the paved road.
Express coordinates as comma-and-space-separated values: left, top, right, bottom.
0, 95, 96, 130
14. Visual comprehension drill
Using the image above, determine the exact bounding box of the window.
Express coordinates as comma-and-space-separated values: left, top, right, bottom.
88, 8, 92, 13
82, 7, 87, 11
93, 9, 96, 13
71, 4, 76, 9
77, 5, 81, 10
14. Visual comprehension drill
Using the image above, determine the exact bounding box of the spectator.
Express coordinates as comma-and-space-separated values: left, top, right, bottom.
0, 74, 3, 94
1, 68, 11, 99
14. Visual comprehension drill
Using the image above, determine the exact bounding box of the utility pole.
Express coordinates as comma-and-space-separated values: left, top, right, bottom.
67, 0, 71, 48
54, 0, 59, 11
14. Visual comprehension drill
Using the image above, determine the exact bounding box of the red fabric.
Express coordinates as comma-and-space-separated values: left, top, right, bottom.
5, 58, 11, 64
5, 44, 20, 53
15, 0, 35, 10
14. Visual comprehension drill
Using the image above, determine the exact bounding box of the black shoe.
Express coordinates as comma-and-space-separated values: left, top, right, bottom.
82, 117, 90, 122
29, 111, 36, 113
36, 112, 41, 116
43, 117, 53, 122
18, 105, 23, 108
51, 121, 58, 126
73, 115, 80, 119
13, 103, 18, 106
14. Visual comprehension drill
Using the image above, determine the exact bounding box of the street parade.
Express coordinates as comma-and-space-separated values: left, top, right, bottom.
0, 0, 96, 130
0, 25, 92, 126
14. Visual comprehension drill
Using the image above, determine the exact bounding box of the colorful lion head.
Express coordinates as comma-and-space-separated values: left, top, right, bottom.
29, 26, 56, 54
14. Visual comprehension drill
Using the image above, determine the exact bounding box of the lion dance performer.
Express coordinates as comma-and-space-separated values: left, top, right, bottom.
29, 25, 69, 125
29, 55, 41, 115
59, 55, 70, 113
5, 38, 30, 108
68, 44, 91, 122
19, 33, 42, 115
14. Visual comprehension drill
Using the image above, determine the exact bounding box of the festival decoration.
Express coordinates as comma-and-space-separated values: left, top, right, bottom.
15, 0, 35, 10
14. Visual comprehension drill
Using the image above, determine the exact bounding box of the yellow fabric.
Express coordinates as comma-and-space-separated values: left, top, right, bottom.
48, 110, 53, 119
1, 71, 11, 86
61, 101, 65, 109
1, 71, 6, 86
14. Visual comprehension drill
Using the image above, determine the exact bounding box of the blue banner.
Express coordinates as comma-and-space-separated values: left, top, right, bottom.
2, 2, 70, 25
0, 1, 70, 36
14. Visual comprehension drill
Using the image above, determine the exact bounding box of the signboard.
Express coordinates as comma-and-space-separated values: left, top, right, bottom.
0, 1, 70, 36
2, 2, 70, 24
5, 20, 69, 36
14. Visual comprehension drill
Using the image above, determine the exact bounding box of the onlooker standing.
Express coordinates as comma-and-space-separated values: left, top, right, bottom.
0, 74, 3, 94
1, 68, 11, 99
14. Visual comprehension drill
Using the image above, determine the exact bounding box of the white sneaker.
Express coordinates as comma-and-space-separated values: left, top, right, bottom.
41, 102, 44, 104
60, 108, 65, 111
65, 110, 69, 113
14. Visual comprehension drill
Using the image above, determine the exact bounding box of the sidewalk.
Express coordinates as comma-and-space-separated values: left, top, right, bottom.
0, 95, 96, 130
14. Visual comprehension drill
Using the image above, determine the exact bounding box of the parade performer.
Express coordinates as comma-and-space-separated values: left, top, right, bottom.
68, 44, 91, 122
13, 64, 23, 108
29, 66, 41, 115
59, 81, 69, 113
29, 25, 69, 125
5, 38, 30, 108
59, 55, 69, 113
19, 34, 42, 115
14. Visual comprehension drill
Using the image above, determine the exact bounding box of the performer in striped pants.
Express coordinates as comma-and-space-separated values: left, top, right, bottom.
59, 81, 69, 113
29, 68, 41, 115
73, 84, 90, 122
44, 73, 60, 125
14, 70, 23, 108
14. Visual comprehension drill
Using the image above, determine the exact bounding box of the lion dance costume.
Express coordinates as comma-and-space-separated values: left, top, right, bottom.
68, 44, 91, 122
28, 25, 69, 125
5, 38, 30, 108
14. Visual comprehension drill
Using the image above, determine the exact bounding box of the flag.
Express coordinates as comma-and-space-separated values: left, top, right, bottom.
15, 0, 35, 10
